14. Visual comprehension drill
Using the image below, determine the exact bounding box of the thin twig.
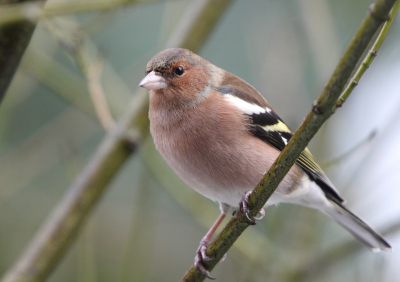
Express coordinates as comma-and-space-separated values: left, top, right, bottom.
181, 0, 397, 280
72, 37, 116, 131
0, 0, 40, 105
321, 130, 377, 168
85, 57, 115, 130
336, 0, 400, 108
44, 19, 116, 131
0, 0, 162, 26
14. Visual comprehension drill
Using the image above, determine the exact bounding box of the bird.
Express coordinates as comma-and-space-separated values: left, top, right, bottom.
139, 48, 392, 278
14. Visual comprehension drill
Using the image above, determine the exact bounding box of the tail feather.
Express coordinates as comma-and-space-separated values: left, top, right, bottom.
324, 200, 392, 252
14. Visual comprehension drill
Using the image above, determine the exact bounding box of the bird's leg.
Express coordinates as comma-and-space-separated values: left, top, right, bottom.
239, 191, 265, 224
194, 203, 231, 279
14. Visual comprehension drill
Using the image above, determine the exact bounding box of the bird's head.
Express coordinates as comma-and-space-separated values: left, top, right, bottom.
139, 48, 217, 105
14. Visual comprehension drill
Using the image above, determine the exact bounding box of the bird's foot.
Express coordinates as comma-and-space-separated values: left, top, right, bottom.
239, 191, 265, 224
194, 238, 215, 280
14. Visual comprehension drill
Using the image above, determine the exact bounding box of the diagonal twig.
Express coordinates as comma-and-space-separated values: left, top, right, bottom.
0, 0, 43, 105
0, 0, 163, 26
336, 0, 400, 108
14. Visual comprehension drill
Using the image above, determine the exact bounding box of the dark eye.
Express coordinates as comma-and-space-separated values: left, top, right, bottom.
174, 66, 185, 76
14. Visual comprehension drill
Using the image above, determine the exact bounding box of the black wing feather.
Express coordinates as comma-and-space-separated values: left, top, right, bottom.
248, 112, 345, 204
217, 77, 344, 204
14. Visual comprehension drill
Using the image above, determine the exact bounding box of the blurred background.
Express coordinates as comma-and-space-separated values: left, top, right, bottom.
1, 0, 400, 281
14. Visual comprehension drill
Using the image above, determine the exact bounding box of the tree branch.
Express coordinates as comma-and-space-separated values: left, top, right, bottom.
0, 0, 164, 26
0, 0, 41, 105
0, 0, 232, 281
181, 0, 398, 280
336, 0, 400, 108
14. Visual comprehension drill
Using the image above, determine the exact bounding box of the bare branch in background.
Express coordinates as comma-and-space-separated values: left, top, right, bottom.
85, 57, 115, 131
336, 0, 400, 108
43, 19, 116, 131
321, 130, 377, 168
0, 0, 164, 26
0, 0, 43, 105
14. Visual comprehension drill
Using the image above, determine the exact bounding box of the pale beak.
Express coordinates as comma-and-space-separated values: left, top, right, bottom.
139, 71, 167, 90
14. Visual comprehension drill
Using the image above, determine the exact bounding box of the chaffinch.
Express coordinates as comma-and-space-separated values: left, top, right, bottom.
139, 48, 391, 277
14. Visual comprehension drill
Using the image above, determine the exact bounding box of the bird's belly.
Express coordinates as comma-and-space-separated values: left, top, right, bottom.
158, 142, 257, 207
152, 126, 301, 207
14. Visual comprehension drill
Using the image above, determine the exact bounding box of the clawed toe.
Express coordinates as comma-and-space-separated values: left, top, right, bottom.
200, 245, 212, 261
239, 191, 253, 223
219, 253, 227, 263
239, 191, 265, 224
193, 209, 229, 279
195, 259, 214, 279
254, 207, 265, 220
195, 242, 215, 279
